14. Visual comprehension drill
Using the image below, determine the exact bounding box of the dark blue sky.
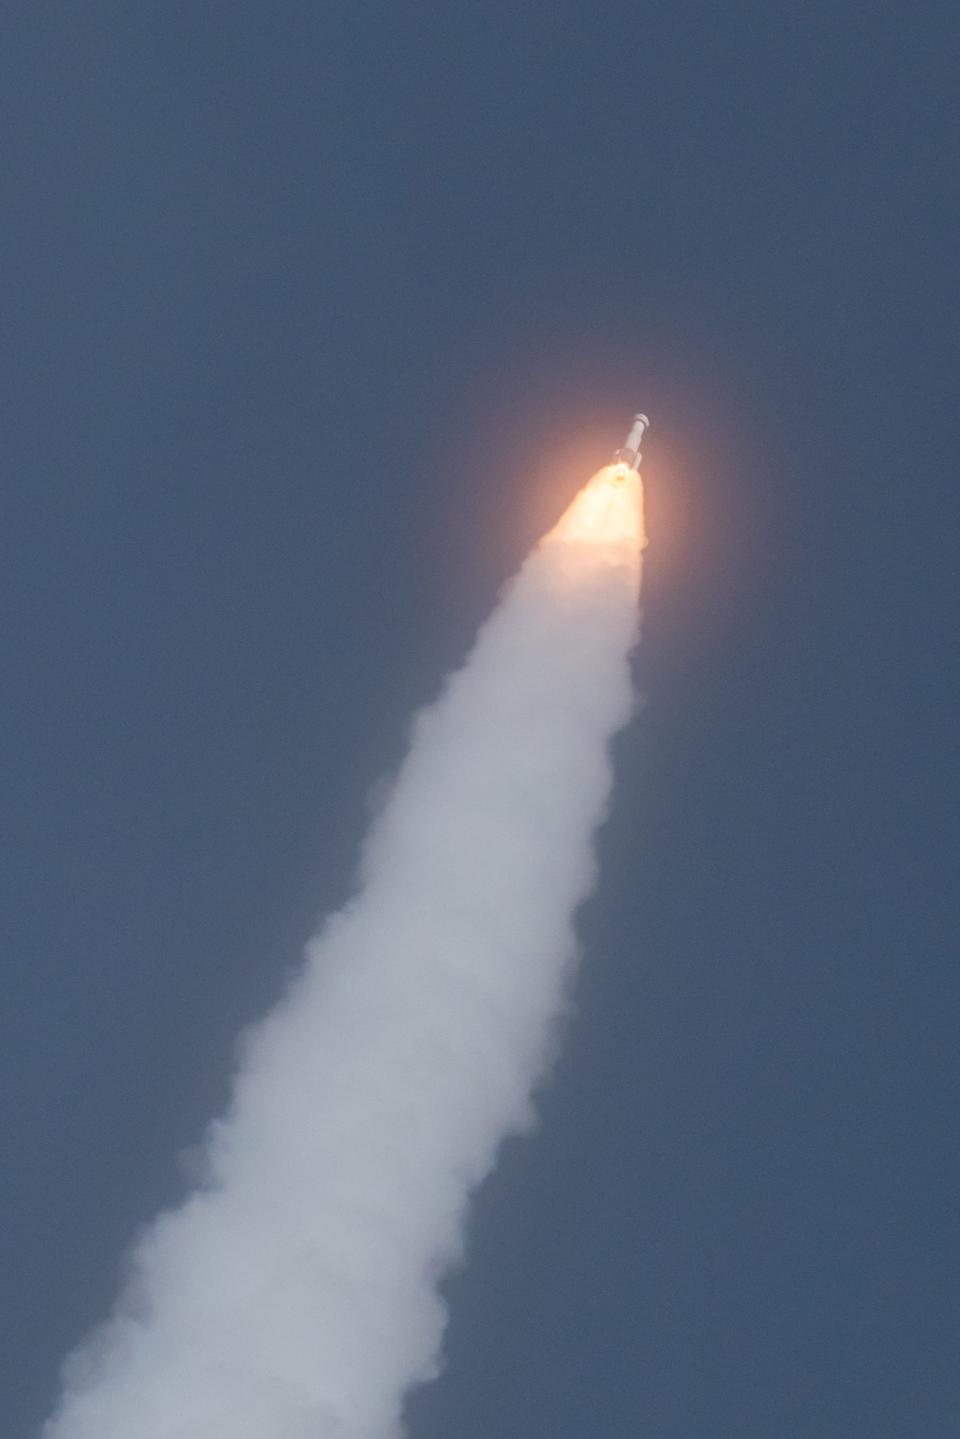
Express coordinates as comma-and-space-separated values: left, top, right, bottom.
3, 3, 957, 1435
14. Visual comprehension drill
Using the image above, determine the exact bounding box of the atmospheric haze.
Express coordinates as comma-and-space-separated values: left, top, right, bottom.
43, 465, 646, 1439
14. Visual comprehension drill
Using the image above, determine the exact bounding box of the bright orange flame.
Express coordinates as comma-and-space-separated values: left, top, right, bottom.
545, 464, 647, 554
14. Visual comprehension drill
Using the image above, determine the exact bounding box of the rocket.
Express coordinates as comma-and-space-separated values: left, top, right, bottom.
613, 413, 650, 472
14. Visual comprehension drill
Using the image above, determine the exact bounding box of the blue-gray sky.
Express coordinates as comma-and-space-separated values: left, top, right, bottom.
2, 3, 957, 1435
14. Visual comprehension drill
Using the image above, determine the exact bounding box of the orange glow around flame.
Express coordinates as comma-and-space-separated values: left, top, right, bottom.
545, 464, 647, 554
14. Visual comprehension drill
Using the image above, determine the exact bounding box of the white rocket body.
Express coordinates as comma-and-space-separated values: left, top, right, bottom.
613, 412, 650, 471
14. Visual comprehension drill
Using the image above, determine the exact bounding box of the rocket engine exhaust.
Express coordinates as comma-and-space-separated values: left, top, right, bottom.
42, 449, 647, 1439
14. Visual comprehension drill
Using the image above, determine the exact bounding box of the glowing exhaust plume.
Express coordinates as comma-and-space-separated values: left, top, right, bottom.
43, 466, 646, 1439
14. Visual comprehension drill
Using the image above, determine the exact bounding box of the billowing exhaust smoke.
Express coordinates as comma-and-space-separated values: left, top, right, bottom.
43, 465, 646, 1439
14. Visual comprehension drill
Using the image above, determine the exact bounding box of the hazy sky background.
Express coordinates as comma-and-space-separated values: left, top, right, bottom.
2, 3, 957, 1435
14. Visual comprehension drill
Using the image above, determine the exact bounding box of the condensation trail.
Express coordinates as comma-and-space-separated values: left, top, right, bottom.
43, 466, 645, 1439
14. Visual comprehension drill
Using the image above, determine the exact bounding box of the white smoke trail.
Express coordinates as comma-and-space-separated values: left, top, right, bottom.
43, 466, 645, 1439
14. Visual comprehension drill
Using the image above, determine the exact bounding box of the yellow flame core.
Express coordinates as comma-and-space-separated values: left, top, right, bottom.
545, 464, 647, 554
